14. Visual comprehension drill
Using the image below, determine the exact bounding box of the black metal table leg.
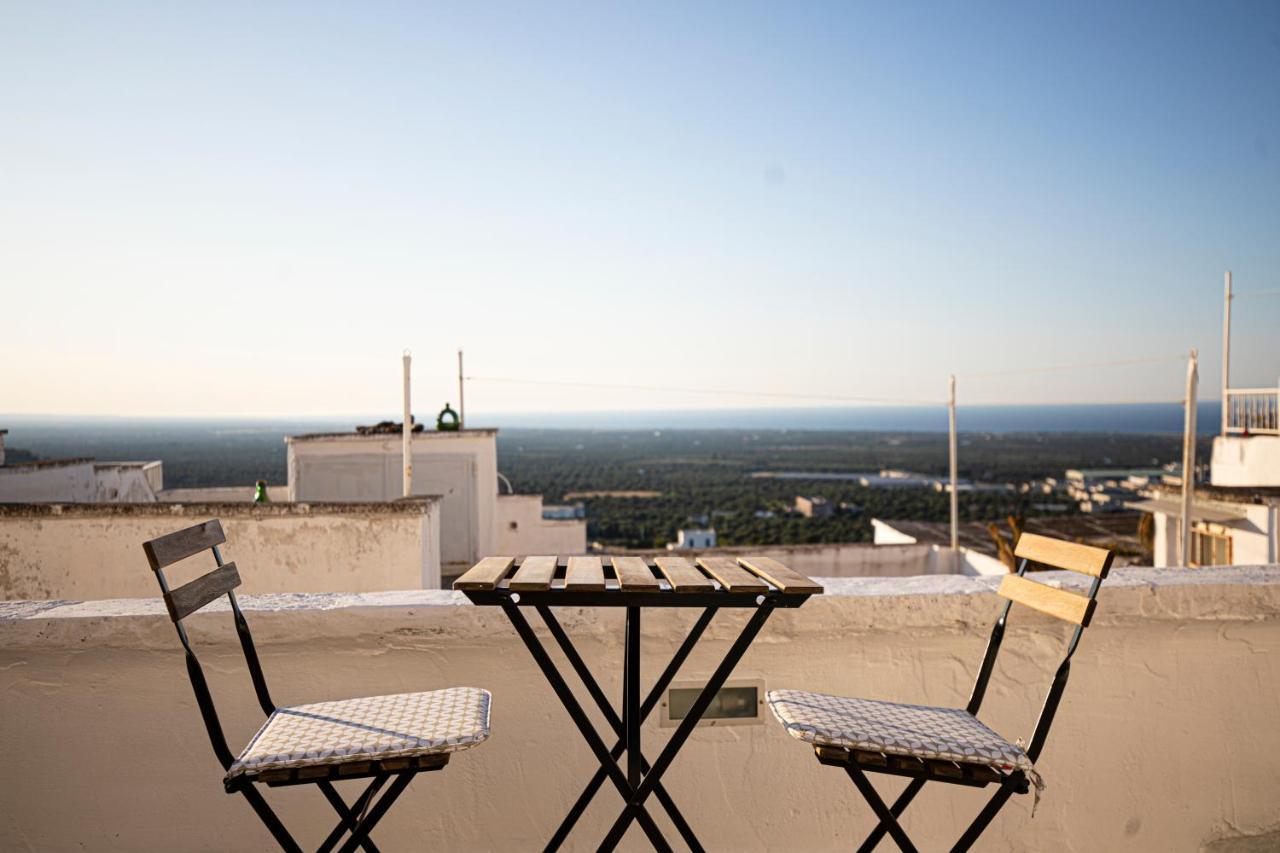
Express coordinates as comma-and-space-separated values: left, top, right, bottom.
597, 604, 775, 851
542, 608, 714, 851
625, 606, 641, 789
500, 603, 673, 853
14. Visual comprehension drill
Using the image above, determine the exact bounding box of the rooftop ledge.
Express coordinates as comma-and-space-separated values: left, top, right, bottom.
287, 427, 498, 442
0, 497, 441, 520
4, 565, 1277, 641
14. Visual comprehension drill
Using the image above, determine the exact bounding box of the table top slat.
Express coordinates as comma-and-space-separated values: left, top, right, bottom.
612, 556, 661, 590
509, 555, 558, 591
565, 556, 606, 591
454, 556, 516, 591
695, 556, 769, 593
653, 556, 716, 593
737, 556, 824, 595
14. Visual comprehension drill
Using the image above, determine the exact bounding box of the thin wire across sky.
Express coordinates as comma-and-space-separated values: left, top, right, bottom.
463, 353, 1193, 408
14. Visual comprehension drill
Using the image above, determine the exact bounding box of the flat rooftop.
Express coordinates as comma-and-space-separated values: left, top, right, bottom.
881, 513, 1149, 564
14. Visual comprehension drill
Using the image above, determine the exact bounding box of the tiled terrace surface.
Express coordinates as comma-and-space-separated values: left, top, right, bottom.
2, 566, 1279, 851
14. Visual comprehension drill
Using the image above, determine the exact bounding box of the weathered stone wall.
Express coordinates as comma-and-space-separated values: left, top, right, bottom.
2, 565, 1278, 851
0, 500, 441, 600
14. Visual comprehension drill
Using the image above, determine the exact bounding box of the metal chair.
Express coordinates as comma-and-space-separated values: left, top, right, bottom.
767, 533, 1113, 852
143, 519, 492, 852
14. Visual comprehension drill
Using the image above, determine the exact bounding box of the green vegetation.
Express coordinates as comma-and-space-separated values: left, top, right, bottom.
7, 420, 1205, 552
498, 429, 1203, 549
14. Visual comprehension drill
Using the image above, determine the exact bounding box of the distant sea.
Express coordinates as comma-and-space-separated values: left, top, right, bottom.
2, 402, 1221, 436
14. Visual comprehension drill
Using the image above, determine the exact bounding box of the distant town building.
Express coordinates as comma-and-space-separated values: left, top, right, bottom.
794, 495, 834, 518
542, 503, 586, 520
1128, 388, 1279, 567
872, 515, 1152, 567
668, 528, 717, 550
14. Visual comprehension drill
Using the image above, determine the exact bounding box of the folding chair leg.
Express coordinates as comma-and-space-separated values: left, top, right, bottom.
317, 776, 388, 853
857, 778, 926, 853
336, 772, 414, 853
949, 782, 1016, 853
239, 785, 303, 853
844, 766, 918, 853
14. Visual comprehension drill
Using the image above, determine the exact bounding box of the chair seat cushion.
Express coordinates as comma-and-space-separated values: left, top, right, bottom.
226, 687, 491, 780
767, 689, 1033, 774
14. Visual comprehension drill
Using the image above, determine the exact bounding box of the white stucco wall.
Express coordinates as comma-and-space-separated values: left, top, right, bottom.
1, 565, 1277, 851
1212, 435, 1280, 487
287, 430, 498, 576
1148, 503, 1276, 568
494, 494, 587, 557
0, 500, 441, 600
92, 462, 162, 502
0, 461, 97, 502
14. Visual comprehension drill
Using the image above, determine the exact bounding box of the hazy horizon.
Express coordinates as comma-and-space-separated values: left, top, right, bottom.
0, 400, 1225, 435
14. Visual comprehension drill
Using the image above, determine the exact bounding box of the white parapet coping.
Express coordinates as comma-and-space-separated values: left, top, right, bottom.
3, 563, 1277, 617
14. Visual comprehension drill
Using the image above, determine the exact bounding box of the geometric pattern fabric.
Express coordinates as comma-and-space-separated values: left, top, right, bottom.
767, 689, 1035, 775
226, 687, 491, 780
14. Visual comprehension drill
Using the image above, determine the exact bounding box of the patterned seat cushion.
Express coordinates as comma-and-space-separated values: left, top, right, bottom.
767, 689, 1033, 775
226, 687, 491, 780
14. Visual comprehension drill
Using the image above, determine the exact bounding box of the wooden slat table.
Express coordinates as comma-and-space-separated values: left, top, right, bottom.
454, 554, 823, 851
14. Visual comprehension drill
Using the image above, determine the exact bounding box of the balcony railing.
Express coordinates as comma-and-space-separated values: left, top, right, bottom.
1224, 387, 1280, 435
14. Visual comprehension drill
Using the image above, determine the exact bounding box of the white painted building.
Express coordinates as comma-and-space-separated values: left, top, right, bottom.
1131, 370, 1280, 567
285, 427, 585, 576
668, 528, 716, 550
0, 458, 163, 503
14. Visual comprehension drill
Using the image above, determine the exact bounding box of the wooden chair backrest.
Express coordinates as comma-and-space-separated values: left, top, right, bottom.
143, 520, 242, 623
996, 533, 1114, 627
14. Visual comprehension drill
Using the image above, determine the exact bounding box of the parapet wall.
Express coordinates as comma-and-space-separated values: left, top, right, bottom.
1, 565, 1278, 851
0, 499, 441, 600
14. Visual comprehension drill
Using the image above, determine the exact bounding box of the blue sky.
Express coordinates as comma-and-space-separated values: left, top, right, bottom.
2, 1, 1277, 417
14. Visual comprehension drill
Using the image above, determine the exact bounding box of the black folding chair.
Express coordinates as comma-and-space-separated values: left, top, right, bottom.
768, 533, 1113, 852
143, 519, 492, 852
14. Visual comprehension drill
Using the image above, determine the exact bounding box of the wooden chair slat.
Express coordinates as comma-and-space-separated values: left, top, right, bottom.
509, 556, 557, 591
612, 556, 661, 590
696, 556, 769, 593
164, 562, 241, 622
736, 556, 824, 595
997, 573, 1095, 626
143, 519, 226, 571
1015, 532, 1113, 578
565, 556, 606, 591
454, 557, 515, 591
653, 556, 716, 592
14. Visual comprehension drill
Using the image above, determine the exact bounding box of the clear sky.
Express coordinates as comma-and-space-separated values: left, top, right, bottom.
2, 1, 1278, 417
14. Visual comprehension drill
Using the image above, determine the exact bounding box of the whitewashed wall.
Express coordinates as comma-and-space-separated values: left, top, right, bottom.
1, 566, 1278, 851
0, 500, 441, 600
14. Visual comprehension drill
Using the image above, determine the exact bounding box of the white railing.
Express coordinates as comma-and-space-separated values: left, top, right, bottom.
1224, 387, 1280, 435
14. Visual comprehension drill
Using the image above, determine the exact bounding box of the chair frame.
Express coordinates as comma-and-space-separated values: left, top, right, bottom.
810, 533, 1114, 853
143, 519, 450, 853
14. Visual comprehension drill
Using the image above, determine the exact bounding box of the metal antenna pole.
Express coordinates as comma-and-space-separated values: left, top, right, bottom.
948, 374, 959, 556
1221, 271, 1231, 436
402, 350, 413, 498
458, 348, 466, 430
1180, 349, 1199, 566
